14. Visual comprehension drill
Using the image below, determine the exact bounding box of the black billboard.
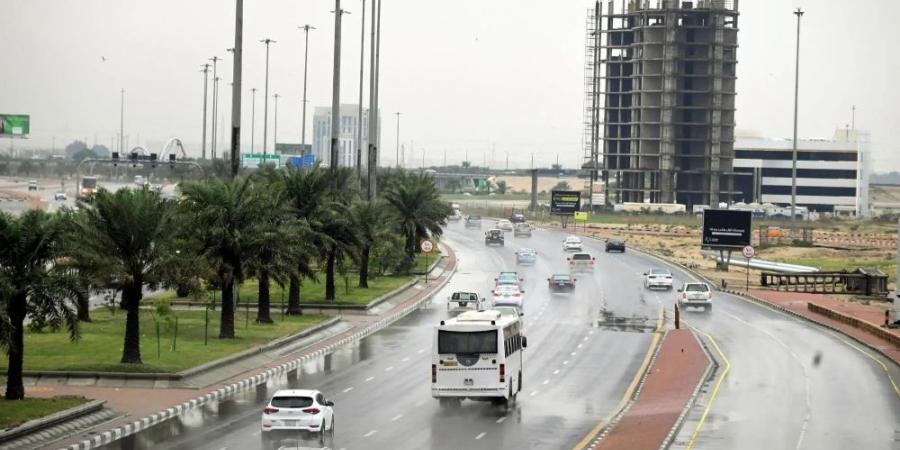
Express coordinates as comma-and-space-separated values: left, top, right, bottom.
702, 209, 752, 248
550, 190, 581, 215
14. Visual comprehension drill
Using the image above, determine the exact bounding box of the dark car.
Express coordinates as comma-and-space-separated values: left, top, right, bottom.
485, 229, 504, 246
547, 273, 576, 293
509, 213, 526, 223
605, 237, 626, 253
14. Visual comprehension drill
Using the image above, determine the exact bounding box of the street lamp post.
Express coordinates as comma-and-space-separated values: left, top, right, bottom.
201, 64, 210, 160
356, 0, 367, 184
250, 88, 257, 153
261, 38, 276, 157
366, 0, 381, 199
119, 88, 125, 156
299, 25, 315, 150
394, 112, 401, 168
273, 93, 280, 152
330, 2, 348, 171
790, 8, 804, 220
210, 56, 221, 159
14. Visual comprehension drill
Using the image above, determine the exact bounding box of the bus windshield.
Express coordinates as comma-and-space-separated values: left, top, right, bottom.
438, 330, 498, 354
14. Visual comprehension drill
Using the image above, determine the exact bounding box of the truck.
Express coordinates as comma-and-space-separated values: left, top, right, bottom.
79, 176, 98, 199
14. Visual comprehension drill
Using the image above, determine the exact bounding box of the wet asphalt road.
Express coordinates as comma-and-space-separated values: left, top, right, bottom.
92, 222, 900, 450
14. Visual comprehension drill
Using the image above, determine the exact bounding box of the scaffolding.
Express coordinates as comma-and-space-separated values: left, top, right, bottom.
586, 0, 742, 209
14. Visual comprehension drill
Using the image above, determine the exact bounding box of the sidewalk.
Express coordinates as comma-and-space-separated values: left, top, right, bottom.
589, 329, 709, 450
745, 289, 900, 365
29, 244, 457, 450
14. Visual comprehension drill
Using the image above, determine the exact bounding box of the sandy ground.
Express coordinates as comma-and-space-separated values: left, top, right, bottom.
492, 175, 583, 193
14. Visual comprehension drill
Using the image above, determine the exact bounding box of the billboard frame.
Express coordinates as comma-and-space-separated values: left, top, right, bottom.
0, 114, 31, 137
701, 208, 753, 271
550, 190, 582, 229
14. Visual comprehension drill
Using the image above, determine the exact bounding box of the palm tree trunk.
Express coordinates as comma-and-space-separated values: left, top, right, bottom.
256, 270, 273, 324
358, 245, 370, 288
286, 274, 303, 315
406, 231, 416, 259
120, 279, 143, 364
75, 291, 91, 322
219, 278, 236, 339
325, 250, 336, 301
4, 292, 27, 400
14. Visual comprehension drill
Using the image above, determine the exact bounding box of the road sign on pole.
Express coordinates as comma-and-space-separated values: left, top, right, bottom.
742, 245, 754, 291
421, 240, 433, 284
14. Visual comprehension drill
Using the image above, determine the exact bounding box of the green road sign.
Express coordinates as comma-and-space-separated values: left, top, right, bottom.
0, 114, 30, 136
240, 152, 282, 168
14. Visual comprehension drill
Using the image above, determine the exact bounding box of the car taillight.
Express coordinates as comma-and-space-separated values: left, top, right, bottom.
499, 363, 505, 383
682, 293, 687, 299
302, 407, 320, 415
513, 293, 521, 297
432, 364, 437, 383
263, 407, 279, 415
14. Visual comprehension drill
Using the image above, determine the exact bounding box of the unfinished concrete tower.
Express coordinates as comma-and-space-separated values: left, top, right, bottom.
595, 0, 739, 208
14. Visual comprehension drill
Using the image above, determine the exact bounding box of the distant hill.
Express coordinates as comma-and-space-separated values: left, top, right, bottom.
870, 172, 900, 185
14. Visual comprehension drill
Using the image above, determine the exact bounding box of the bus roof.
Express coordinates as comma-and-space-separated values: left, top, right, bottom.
441, 310, 519, 328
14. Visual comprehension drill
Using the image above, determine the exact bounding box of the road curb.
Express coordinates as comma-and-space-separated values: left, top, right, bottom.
659, 328, 719, 450
0, 399, 106, 444
61, 243, 458, 450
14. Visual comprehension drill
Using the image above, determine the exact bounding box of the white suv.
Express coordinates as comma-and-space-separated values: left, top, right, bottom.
261, 389, 335, 448
678, 282, 712, 311
563, 235, 583, 252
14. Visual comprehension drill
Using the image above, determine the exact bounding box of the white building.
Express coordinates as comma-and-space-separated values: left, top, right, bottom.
732, 129, 871, 217
312, 105, 380, 168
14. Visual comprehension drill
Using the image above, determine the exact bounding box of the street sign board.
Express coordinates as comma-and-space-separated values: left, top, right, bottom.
285, 153, 317, 169
0, 114, 30, 136
702, 209, 752, 249
550, 190, 581, 215
742, 245, 755, 259
240, 152, 282, 169
421, 240, 434, 253
275, 143, 311, 155
574, 211, 588, 222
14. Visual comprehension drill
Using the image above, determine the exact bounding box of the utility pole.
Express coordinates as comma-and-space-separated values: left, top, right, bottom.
330, 3, 349, 170
366, 0, 381, 198
273, 93, 280, 152
201, 64, 210, 160
261, 38, 276, 157
210, 56, 221, 159
394, 112, 401, 167
790, 8, 804, 220
356, 0, 367, 184
443, 150, 447, 167
250, 88, 257, 153
506, 151, 509, 170
119, 88, 125, 155
299, 25, 315, 150
229, 0, 243, 179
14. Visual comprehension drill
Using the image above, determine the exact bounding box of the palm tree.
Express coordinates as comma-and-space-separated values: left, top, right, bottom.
0, 210, 81, 400
66, 188, 178, 364
383, 172, 452, 260
320, 168, 360, 301
180, 177, 265, 338
350, 199, 391, 288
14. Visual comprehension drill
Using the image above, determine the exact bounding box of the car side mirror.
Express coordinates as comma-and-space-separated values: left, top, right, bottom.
593, 257, 596, 261
566, 257, 571, 261
642, 272, 647, 276
521, 337, 528, 349
546, 278, 551, 282
519, 312, 524, 317
494, 278, 498, 282
677, 289, 683, 292
324, 400, 335, 407
573, 278, 577, 282
520, 290, 525, 293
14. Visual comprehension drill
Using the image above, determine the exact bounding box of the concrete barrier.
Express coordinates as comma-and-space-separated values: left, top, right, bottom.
807, 302, 900, 347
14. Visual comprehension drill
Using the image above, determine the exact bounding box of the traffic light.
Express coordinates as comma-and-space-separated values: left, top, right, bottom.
111, 152, 119, 166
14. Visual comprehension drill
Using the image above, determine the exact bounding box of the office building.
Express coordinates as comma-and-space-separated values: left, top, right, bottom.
732, 129, 871, 216
312, 104, 380, 168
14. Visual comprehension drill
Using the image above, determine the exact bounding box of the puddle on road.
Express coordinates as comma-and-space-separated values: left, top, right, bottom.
595, 309, 657, 333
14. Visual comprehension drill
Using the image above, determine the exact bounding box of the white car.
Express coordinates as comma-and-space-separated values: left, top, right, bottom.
678, 282, 712, 311
261, 389, 335, 448
53, 192, 67, 201
491, 284, 524, 308
496, 219, 514, 231
563, 235, 583, 252
567, 252, 595, 273
643, 268, 673, 290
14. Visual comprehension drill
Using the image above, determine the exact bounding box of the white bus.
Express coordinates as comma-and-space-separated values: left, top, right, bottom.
431, 310, 527, 407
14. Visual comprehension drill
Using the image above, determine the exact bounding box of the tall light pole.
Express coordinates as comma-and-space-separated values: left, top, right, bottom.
366, 0, 381, 199
119, 88, 125, 155
210, 56, 221, 159
356, 0, 367, 184
201, 64, 210, 160
250, 88, 257, 152
299, 25, 315, 151
273, 93, 280, 151
394, 112, 401, 168
228, 0, 243, 179
790, 8, 804, 219
261, 38, 276, 158
330, 2, 348, 171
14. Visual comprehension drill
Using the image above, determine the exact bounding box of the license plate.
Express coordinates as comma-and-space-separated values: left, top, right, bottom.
282, 420, 299, 426
443, 360, 458, 366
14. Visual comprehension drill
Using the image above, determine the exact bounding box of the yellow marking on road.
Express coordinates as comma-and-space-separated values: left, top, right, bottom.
571, 304, 664, 450
685, 325, 731, 450
824, 330, 900, 399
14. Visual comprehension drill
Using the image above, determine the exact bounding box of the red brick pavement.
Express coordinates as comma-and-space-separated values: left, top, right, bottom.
747, 289, 900, 365
593, 329, 709, 450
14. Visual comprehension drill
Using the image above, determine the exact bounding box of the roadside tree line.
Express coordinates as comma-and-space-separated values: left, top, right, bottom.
0, 166, 450, 400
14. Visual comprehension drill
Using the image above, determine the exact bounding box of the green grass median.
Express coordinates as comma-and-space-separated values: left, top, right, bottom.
0, 310, 329, 374
0, 396, 89, 429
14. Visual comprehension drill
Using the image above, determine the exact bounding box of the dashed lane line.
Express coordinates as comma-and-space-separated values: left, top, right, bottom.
496, 417, 507, 424
401, 357, 410, 362
391, 414, 403, 421
530, 390, 539, 397
553, 369, 560, 375
542, 379, 549, 385
385, 366, 394, 372
365, 376, 375, 382
343, 387, 354, 393
475, 432, 487, 440
363, 430, 378, 438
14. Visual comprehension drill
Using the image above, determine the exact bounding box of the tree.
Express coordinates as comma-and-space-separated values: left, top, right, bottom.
383, 172, 452, 260
495, 180, 508, 195
0, 211, 81, 399
318, 168, 360, 301
66, 188, 178, 363
350, 199, 391, 288
552, 180, 571, 191
180, 177, 265, 338
17, 160, 34, 177
72, 148, 98, 163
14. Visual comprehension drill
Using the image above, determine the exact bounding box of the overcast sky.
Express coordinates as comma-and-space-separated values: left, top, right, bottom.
1, 0, 898, 170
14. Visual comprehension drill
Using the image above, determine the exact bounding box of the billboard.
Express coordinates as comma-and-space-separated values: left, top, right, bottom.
702, 209, 752, 249
240, 153, 282, 169
0, 114, 30, 136
550, 190, 581, 215
286, 154, 316, 169
275, 143, 311, 155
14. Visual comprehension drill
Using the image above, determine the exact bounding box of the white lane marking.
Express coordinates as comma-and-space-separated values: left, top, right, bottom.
365, 376, 375, 382
363, 430, 378, 437
343, 387, 354, 393
542, 379, 549, 385
570, 351, 576, 356
496, 416, 507, 424
577, 344, 583, 349
530, 390, 538, 396
563, 360, 569, 365
583, 336, 589, 341
251, 431, 260, 436
216, 447, 227, 450
553, 369, 560, 375
401, 357, 410, 362
588, 330, 594, 335
385, 366, 394, 372
475, 432, 487, 440
391, 414, 403, 421
415, 400, 426, 407
417, 349, 425, 354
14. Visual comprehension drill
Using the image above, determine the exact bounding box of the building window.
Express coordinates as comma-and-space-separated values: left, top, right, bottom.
761, 185, 856, 197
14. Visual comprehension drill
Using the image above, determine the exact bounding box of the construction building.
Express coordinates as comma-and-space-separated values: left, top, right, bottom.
583, 0, 740, 209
